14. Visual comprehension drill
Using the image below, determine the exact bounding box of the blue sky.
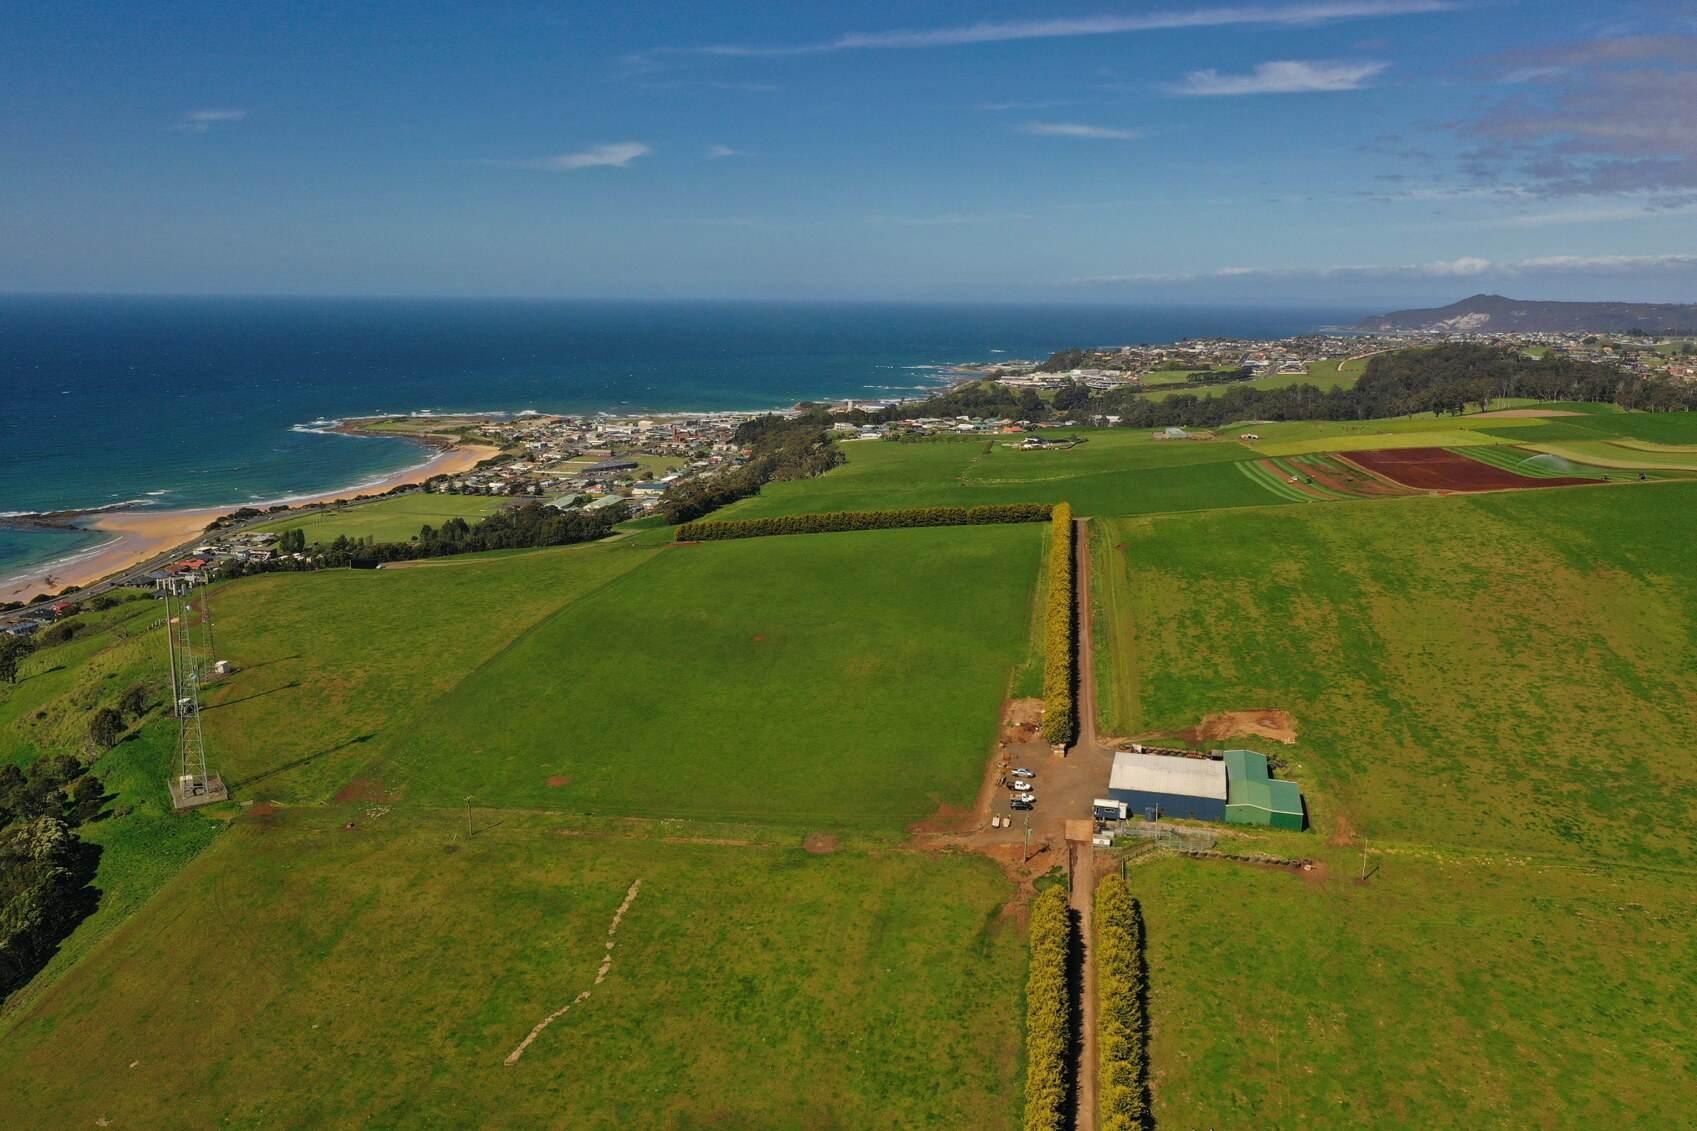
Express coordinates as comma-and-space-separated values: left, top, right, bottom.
3, 1, 1694, 304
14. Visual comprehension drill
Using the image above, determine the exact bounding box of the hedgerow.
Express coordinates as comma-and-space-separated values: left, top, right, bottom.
1096, 875, 1150, 1130
1023, 885, 1071, 1131
1040, 504, 1075, 746
674, 503, 1052, 541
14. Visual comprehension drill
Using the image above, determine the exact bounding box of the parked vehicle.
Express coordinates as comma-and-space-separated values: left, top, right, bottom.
1011, 781, 1033, 792
1010, 767, 1036, 779
1010, 795, 1035, 810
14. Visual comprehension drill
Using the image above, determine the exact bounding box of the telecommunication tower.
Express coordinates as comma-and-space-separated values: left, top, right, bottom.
163, 576, 227, 809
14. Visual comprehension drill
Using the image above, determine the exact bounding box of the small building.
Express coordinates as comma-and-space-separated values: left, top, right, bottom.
1107, 751, 1227, 822
1223, 749, 1306, 830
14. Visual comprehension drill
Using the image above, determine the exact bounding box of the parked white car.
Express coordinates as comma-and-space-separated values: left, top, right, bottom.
1011, 781, 1034, 793
1010, 767, 1036, 779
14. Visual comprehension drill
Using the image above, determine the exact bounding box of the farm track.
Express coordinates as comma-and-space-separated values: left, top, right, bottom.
1070, 517, 1101, 1131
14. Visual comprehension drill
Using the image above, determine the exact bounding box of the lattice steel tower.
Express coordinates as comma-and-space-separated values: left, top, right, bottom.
164, 577, 227, 809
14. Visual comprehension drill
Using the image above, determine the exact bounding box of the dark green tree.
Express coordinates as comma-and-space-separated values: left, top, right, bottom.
0, 636, 35, 685
87, 707, 125, 750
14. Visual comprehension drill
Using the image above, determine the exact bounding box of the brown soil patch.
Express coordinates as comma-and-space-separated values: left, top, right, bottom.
1301, 859, 1330, 885
546, 775, 572, 788
1330, 811, 1357, 847
751, 633, 765, 642
1180, 709, 1298, 746
907, 799, 976, 836
1342, 447, 1594, 492
1296, 458, 1417, 498
1469, 408, 1581, 418
247, 801, 279, 818
333, 778, 391, 803
803, 833, 840, 855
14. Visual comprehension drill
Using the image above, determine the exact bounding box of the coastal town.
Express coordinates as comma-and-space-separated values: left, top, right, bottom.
3, 322, 1694, 630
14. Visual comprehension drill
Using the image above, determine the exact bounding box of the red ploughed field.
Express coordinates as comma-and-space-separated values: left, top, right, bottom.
1340, 447, 1596, 492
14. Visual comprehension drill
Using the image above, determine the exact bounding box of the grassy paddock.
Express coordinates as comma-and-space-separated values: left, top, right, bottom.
361, 524, 1045, 830
0, 810, 1026, 1129
1097, 485, 1697, 863
200, 539, 660, 802
249, 492, 512, 545
1129, 853, 1696, 1128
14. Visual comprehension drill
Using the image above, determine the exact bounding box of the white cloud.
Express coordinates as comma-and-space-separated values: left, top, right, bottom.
637, 2, 1453, 60
1075, 252, 1697, 285
537, 142, 651, 171
1021, 121, 1142, 141
176, 109, 247, 133
976, 99, 1077, 112
705, 144, 743, 160
1170, 59, 1387, 95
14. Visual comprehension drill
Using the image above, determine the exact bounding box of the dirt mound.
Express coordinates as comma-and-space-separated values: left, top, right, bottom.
803, 834, 839, 855
1178, 709, 1298, 746
546, 775, 572, 788
333, 778, 391, 803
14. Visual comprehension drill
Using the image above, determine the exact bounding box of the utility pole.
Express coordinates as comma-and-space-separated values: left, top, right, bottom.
1023, 814, 1031, 863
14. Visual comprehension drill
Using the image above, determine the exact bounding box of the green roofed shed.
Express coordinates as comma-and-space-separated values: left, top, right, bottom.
1224, 749, 1305, 831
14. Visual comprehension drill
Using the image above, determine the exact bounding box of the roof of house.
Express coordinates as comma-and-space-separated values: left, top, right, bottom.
1109, 752, 1227, 801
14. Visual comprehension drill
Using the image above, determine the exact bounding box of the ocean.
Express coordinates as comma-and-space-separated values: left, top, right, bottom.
0, 295, 1363, 576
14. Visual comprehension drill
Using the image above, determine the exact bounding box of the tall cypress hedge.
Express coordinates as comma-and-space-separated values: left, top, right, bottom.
1023, 885, 1071, 1131
1040, 504, 1076, 746
674, 503, 1052, 541
1096, 875, 1150, 1130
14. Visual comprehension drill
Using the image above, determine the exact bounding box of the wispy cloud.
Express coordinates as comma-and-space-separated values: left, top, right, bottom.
1076, 252, 1697, 285
1169, 59, 1387, 95
1458, 35, 1697, 196
705, 144, 744, 160
522, 142, 651, 171
632, 2, 1453, 62
976, 99, 1077, 112
1021, 121, 1142, 141
176, 109, 247, 133
868, 211, 1036, 226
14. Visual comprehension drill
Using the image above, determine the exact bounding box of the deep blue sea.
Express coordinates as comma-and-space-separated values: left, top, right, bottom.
0, 295, 1363, 575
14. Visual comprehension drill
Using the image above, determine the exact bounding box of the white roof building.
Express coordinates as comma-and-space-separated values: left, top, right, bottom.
1109, 752, 1227, 801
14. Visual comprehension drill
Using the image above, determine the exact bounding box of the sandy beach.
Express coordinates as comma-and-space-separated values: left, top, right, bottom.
2, 443, 498, 604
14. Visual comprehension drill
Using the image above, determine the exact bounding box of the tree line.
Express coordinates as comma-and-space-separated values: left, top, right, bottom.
674, 503, 1052, 542
1023, 884, 1072, 1131
841, 345, 1697, 431
1041, 504, 1076, 747
0, 754, 108, 1001
1096, 875, 1152, 1130
222, 501, 626, 581
659, 413, 844, 525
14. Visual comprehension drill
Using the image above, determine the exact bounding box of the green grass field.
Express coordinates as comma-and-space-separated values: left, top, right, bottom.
0, 810, 1025, 1129
1127, 853, 1696, 1127
724, 433, 1290, 519
359, 524, 1044, 829
249, 492, 512, 545
1089, 483, 1697, 1124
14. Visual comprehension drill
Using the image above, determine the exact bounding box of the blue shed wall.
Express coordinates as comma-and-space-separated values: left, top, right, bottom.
1107, 788, 1226, 823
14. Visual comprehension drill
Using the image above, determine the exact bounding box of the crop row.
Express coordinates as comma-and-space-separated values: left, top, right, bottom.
1096, 875, 1150, 1130
1040, 504, 1076, 746
1023, 885, 1071, 1131
674, 503, 1053, 542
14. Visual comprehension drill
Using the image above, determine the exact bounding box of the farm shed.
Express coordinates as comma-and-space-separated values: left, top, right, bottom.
1223, 749, 1305, 830
1108, 752, 1227, 822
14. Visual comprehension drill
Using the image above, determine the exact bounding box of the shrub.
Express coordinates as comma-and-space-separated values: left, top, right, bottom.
675, 503, 1052, 542
1023, 885, 1071, 1131
1040, 504, 1076, 746
1096, 875, 1150, 1130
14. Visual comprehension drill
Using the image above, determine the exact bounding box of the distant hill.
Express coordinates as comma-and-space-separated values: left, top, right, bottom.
1358, 294, 1697, 334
